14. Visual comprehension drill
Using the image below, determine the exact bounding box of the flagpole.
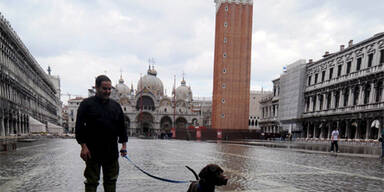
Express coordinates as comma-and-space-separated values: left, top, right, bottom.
173, 75, 176, 138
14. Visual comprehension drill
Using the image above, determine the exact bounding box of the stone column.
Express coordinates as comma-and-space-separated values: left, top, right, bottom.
327, 122, 332, 139
345, 120, 350, 139
369, 82, 376, 103
323, 93, 328, 110
313, 122, 316, 138
355, 120, 360, 139
306, 122, 310, 138
20, 115, 25, 135
336, 120, 340, 134
382, 85, 384, 102
6, 117, 10, 136
330, 91, 335, 109
379, 117, 384, 140
16, 114, 20, 135
25, 116, 29, 134
339, 90, 344, 108
0, 114, 4, 137
316, 95, 320, 111
348, 88, 354, 106
358, 85, 364, 105
365, 119, 370, 140
309, 96, 314, 112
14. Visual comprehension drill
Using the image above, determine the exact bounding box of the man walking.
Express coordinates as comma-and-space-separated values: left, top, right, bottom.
75, 75, 128, 192
330, 127, 339, 153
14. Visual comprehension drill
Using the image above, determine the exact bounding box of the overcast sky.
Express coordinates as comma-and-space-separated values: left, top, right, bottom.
1, 0, 383, 104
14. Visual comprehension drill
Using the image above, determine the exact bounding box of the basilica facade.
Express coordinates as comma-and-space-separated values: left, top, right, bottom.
90, 66, 211, 138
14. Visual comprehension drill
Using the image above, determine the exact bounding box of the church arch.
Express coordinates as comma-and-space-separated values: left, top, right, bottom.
136, 112, 154, 136
136, 95, 155, 111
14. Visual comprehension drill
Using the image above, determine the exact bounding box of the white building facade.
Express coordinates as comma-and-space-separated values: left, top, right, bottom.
302, 33, 384, 140
249, 90, 272, 130
0, 13, 61, 137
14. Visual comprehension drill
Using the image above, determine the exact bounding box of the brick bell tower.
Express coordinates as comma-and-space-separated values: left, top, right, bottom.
212, 0, 253, 136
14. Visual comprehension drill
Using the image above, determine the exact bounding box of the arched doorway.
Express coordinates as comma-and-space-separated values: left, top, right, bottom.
175, 117, 188, 139
176, 117, 187, 129
160, 116, 172, 134
370, 119, 380, 139
136, 112, 154, 136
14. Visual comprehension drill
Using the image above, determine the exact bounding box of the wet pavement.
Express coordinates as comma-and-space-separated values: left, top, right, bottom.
1, 138, 384, 192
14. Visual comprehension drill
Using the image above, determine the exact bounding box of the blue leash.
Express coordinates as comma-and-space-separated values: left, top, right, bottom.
123, 155, 192, 184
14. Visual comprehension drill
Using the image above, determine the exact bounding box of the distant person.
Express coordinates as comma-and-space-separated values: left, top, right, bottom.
75, 75, 128, 192
330, 127, 339, 153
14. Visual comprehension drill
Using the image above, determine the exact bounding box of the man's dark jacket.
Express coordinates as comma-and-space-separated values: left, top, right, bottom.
75, 96, 128, 162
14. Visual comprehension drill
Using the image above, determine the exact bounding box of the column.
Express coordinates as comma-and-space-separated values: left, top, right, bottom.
369, 82, 376, 103
330, 91, 335, 109
355, 120, 360, 139
5, 116, 10, 136
381, 84, 384, 102
327, 122, 332, 139
16, 114, 20, 135
309, 96, 314, 112
0, 114, 4, 137
336, 120, 340, 133
20, 115, 24, 135
25, 116, 29, 134
316, 95, 320, 111
339, 90, 344, 107
348, 88, 354, 106
365, 119, 370, 140
313, 122, 317, 138
358, 85, 364, 105
379, 117, 384, 140
323, 93, 328, 110
306, 122, 310, 138
345, 120, 350, 139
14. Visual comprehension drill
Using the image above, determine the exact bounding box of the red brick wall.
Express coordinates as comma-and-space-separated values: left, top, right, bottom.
212, 2, 253, 130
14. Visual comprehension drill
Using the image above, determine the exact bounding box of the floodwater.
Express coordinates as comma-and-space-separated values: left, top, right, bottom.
1, 138, 384, 192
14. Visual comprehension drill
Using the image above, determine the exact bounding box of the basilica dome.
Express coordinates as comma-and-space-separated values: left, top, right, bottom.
115, 76, 130, 94
175, 78, 192, 101
137, 66, 164, 96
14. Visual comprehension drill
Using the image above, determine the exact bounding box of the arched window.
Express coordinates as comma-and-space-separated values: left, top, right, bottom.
136, 96, 155, 111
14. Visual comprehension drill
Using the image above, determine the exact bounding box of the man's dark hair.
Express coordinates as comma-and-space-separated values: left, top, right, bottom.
95, 75, 111, 88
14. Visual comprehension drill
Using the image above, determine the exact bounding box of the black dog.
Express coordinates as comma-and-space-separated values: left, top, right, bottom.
186, 164, 228, 192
